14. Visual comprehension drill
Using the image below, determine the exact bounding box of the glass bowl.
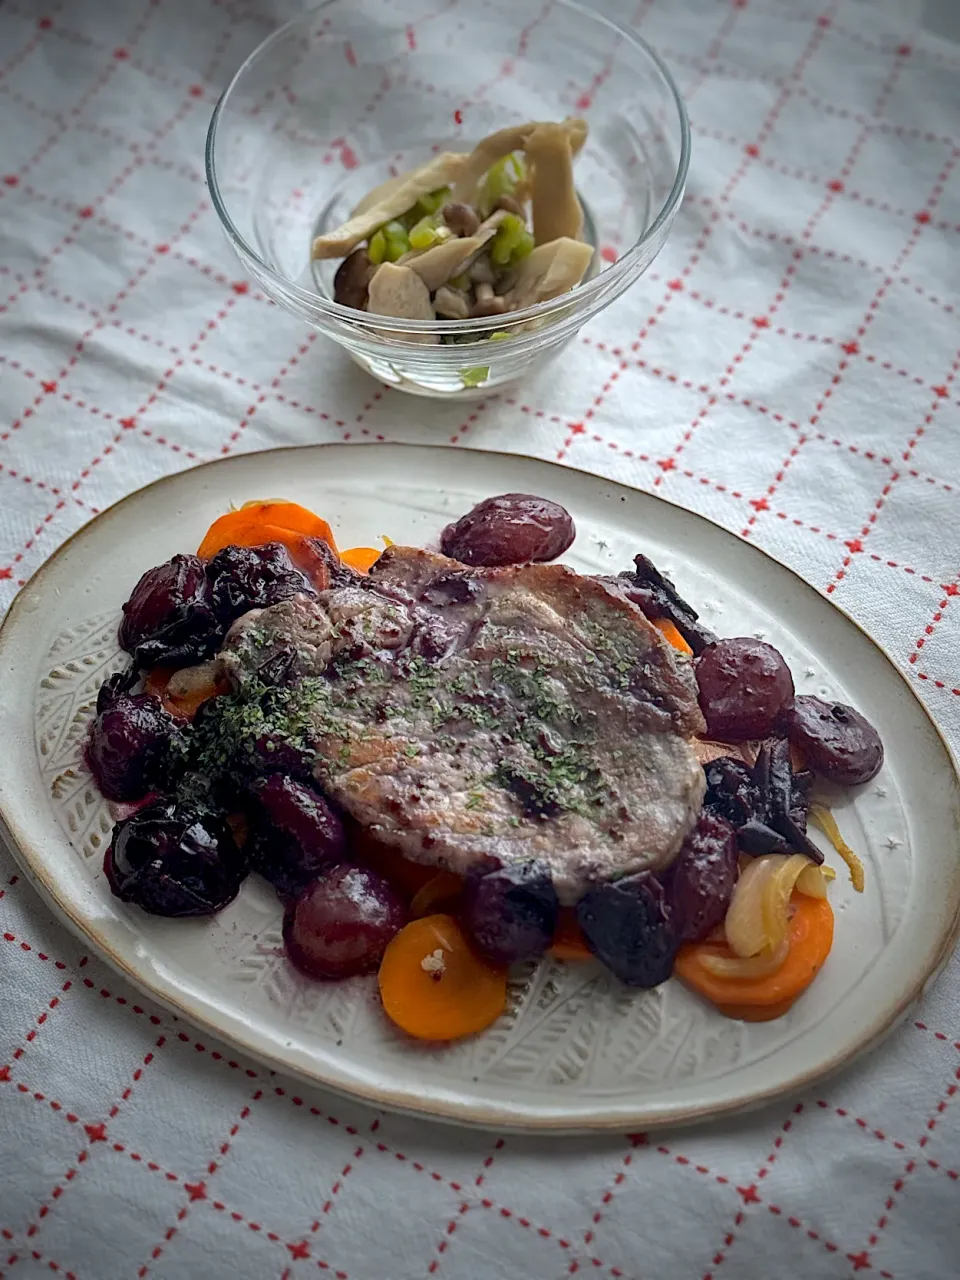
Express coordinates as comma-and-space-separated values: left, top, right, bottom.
205, 0, 690, 400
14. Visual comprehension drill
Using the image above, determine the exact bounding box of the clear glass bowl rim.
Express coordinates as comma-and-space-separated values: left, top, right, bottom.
204, 0, 691, 335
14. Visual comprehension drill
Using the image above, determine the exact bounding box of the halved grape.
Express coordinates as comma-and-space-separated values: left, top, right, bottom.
665, 814, 738, 942
440, 494, 575, 567
105, 801, 246, 917
87, 692, 178, 802
118, 554, 221, 667
462, 861, 558, 964
785, 696, 883, 786
249, 775, 346, 901
283, 864, 407, 980
206, 542, 315, 627
696, 637, 795, 741
576, 874, 679, 987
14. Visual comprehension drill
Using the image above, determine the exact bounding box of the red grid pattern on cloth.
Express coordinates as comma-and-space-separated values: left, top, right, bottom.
1, 1, 958, 1277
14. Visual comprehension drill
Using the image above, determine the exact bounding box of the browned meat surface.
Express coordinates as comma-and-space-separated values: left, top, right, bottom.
219, 547, 706, 903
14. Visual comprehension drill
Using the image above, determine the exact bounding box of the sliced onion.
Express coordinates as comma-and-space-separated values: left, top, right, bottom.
796, 863, 832, 898
809, 804, 865, 892
700, 937, 790, 979
725, 853, 825, 957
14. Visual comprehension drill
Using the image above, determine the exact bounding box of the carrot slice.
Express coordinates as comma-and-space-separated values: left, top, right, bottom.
550, 906, 593, 960
379, 914, 507, 1041
197, 501, 337, 559
673, 892, 834, 1021
652, 617, 693, 656
340, 546, 383, 574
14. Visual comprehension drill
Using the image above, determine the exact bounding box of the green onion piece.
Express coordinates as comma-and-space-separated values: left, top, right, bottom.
415, 186, 452, 217
368, 228, 387, 265
460, 366, 490, 388
489, 330, 512, 341
408, 215, 442, 251
490, 213, 532, 267
380, 220, 410, 262
479, 152, 526, 215
449, 272, 471, 291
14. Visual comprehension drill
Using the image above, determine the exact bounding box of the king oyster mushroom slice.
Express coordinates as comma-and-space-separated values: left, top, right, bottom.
449, 116, 588, 206
525, 121, 583, 246
366, 262, 438, 342
501, 237, 594, 309
311, 152, 471, 260
433, 284, 471, 319
397, 209, 507, 292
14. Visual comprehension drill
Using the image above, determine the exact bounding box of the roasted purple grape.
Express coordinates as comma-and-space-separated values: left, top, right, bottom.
87, 692, 178, 802
248, 775, 346, 901
118, 554, 221, 668
206, 542, 315, 627
462, 861, 559, 964
615, 555, 717, 655
283, 864, 407, 979
576, 874, 679, 987
695, 637, 795, 741
702, 756, 760, 827
665, 814, 738, 942
785, 695, 883, 786
440, 494, 575, 567
105, 801, 246, 916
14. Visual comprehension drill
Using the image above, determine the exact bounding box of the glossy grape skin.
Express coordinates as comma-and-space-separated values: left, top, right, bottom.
282, 864, 407, 980
206, 542, 316, 627
87, 692, 178, 802
118, 554, 221, 667
576, 874, 679, 988
248, 775, 346, 902
665, 814, 738, 943
695, 637, 795, 741
785, 696, 883, 786
440, 494, 575, 567
105, 801, 246, 917
462, 862, 559, 964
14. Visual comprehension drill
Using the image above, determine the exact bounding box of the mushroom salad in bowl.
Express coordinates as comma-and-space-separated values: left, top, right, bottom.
206, 1, 690, 396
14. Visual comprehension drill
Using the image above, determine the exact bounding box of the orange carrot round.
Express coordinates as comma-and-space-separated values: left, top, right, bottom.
340, 546, 383, 574
652, 617, 693, 656
674, 892, 834, 1022
143, 665, 228, 720
378, 914, 507, 1041
409, 870, 463, 919
197, 501, 337, 559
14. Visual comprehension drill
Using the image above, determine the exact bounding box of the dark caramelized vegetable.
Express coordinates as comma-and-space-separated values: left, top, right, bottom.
248, 775, 346, 901
105, 801, 246, 916
118, 554, 221, 668
785, 696, 883, 786
696, 637, 794, 740
87, 692, 178, 802
615, 554, 717, 655
462, 861, 558, 964
440, 493, 575, 567
206, 542, 316, 626
702, 756, 760, 827
283, 864, 407, 979
666, 814, 738, 942
576, 874, 679, 988
753, 738, 822, 863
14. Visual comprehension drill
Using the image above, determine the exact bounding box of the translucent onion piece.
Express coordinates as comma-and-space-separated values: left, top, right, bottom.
809, 804, 865, 893
700, 937, 790, 979
724, 856, 778, 957
796, 863, 832, 898
762, 853, 818, 949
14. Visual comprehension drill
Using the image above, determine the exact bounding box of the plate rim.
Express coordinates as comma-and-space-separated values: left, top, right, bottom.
1, 441, 959, 1133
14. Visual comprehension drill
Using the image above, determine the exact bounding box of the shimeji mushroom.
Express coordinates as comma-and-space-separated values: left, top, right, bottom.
311, 152, 471, 260
366, 262, 438, 340
398, 210, 506, 293
501, 237, 595, 309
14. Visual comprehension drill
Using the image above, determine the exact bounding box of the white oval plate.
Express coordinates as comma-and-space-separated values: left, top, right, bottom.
1, 444, 958, 1132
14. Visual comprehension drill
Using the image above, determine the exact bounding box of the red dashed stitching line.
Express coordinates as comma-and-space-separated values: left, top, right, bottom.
913, 671, 960, 697
0, 2, 63, 80
814, 1100, 910, 1151
426, 1138, 504, 1274
137, 1087, 264, 1278
908, 574, 959, 666
5, 976, 73, 1067
853, 1063, 960, 1273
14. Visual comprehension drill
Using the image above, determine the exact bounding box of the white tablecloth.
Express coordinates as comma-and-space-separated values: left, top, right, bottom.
2, 1, 959, 1276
